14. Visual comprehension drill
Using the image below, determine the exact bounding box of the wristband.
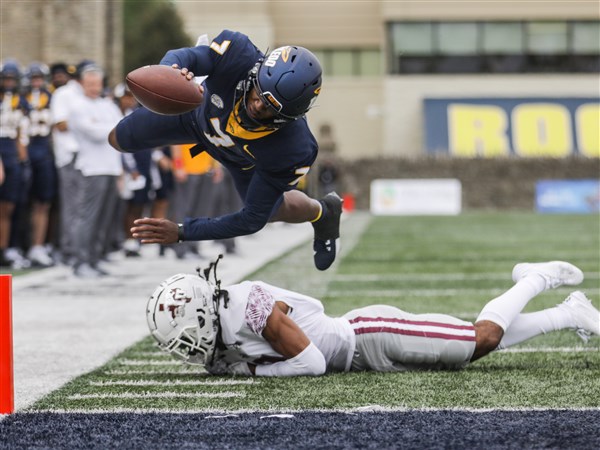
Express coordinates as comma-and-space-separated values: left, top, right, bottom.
177, 223, 184, 242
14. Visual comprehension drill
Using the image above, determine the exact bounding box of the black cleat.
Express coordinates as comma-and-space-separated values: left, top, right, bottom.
312, 192, 342, 271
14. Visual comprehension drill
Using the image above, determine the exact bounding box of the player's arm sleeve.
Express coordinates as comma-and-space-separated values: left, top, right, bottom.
255, 343, 326, 377
249, 287, 326, 377
160, 46, 214, 76
182, 169, 285, 240
160, 30, 247, 77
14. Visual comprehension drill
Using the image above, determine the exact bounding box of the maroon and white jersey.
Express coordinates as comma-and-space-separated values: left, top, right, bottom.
218, 281, 355, 372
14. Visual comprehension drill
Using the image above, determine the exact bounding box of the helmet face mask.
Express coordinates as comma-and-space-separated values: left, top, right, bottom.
147, 274, 220, 366
233, 46, 322, 131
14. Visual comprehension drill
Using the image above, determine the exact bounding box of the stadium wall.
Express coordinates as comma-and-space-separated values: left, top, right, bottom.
382, 74, 600, 158
337, 157, 599, 210
0, 0, 122, 85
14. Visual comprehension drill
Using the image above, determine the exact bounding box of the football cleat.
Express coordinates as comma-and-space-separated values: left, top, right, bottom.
312, 192, 342, 271
512, 261, 584, 290
557, 291, 600, 342
27, 245, 54, 267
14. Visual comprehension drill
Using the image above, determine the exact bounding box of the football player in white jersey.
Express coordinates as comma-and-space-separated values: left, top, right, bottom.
147, 260, 599, 376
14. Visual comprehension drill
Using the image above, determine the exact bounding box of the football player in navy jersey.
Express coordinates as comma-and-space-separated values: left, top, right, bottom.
24, 62, 56, 267
0, 59, 30, 268
109, 30, 342, 271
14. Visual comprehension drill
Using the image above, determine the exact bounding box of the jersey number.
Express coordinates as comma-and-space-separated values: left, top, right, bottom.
204, 118, 235, 147
290, 166, 310, 186
210, 40, 231, 55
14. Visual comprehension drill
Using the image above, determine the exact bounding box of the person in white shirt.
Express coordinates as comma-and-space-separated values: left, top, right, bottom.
50, 66, 83, 266
69, 65, 123, 278
147, 260, 598, 376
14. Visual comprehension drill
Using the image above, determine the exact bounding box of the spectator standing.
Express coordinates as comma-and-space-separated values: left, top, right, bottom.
69, 66, 123, 277
48, 62, 74, 92
50, 63, 84, 265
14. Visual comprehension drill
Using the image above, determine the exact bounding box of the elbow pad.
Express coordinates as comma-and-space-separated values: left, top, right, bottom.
255, 342, 326, 377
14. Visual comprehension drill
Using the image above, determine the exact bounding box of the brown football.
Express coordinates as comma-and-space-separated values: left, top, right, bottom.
125, 65, 203, 115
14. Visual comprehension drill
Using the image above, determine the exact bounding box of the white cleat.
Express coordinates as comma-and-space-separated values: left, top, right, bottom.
557, 291, 600, 342
512, 261, 584, 290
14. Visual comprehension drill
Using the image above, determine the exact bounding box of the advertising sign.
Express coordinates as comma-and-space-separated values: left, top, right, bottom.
424, 98, 599, 158
535, 179, 600, 214
370, 179, 462, 215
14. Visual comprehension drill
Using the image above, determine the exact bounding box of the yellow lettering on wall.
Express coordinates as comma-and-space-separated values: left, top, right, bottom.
448, 104, 509, 157
576, 103, 600, 158
512, 104, 572, 157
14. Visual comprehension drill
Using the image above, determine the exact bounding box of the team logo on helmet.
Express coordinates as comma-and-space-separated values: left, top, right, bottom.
161, 287, 192, 319
264, 46, 291, 68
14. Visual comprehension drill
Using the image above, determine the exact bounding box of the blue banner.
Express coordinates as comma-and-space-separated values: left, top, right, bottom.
535, 180, 600, 214
424, 98, 599, 158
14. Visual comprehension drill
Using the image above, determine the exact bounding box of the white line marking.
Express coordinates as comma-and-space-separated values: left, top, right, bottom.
326, 287, 599, 297
125, 352, 171, 358
105, 370, 206, 376
333, 273, 600, 282
67, 392, 244, 400
118, 359, 182, 366
89, 379, 257, 387
34, 406, 600, 414
498, 347, 599, 353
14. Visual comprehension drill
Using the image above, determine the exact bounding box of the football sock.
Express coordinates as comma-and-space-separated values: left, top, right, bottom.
310, 202, 323, 223
475, 274, 547, 331
497, 307, 575, 349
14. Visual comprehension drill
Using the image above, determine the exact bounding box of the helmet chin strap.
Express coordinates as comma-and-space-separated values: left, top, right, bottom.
197, 254, 229, 308
196, 255, 229, 365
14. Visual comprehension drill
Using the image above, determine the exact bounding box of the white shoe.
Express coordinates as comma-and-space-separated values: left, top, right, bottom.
5, 247, 32, 269
558, 291, 600, 342
27, 245, 54, 267
512, 261, 584, 290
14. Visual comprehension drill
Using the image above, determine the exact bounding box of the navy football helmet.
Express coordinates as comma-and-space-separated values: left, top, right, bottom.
0, 59, 21, 79
235, 46, 322, 130
26, 62, 50, 79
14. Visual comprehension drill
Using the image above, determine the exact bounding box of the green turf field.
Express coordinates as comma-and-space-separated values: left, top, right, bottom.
30, 212, 600, 412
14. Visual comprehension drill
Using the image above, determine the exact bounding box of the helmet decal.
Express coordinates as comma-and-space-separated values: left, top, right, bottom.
264, 46, 292, 67
163, 287, 192, 319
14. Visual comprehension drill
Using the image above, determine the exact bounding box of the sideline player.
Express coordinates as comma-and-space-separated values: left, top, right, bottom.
24, 62, 56, 267
109, 30, 342, 271
147, 260, 599, 376
0, 59, 30, 268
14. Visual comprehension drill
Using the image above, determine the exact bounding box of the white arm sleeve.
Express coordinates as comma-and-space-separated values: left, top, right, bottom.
255, 342, 326, 377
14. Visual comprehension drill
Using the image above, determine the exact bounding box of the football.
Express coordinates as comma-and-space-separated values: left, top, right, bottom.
125, 65, 204, 115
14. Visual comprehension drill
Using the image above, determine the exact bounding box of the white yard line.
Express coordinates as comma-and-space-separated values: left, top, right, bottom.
104, 370, 207, 376
89, 379, 257, 386
326, 287, 599, 297
333, 273, 600, 282
118, 359, 184, 366
498, 347, 599, 353
67, 392, 245, 400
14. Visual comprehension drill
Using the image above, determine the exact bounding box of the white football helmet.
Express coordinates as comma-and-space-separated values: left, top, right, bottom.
146, 273, 219, 365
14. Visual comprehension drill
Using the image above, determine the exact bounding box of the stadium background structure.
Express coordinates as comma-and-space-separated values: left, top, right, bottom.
1, 0, 598, 160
